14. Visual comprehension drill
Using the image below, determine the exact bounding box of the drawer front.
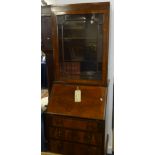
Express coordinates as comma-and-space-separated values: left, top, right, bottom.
47, 127, 103, 146
45, 114, 105, 132
48, 139, 102, 155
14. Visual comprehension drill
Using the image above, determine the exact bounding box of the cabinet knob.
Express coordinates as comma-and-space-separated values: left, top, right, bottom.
100, 98, 103, 101
47, 37, 50, 40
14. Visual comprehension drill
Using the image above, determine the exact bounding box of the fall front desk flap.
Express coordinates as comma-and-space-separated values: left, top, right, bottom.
47, 84, 107, 120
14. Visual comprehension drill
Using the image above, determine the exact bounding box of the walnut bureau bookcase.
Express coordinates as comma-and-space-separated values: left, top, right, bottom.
44, 2, 110, 155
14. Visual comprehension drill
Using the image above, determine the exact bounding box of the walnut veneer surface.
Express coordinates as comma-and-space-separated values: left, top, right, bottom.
44, 2, 110, 155
45, 84, 107, 155
47, 84, 107, 120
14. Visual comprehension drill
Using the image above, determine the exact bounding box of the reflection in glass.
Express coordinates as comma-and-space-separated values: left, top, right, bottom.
57, 14, 104, 80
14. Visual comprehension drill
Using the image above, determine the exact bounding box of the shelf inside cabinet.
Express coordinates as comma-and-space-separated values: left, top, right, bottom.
63, 37, 97, 40
60, 72, 102, 80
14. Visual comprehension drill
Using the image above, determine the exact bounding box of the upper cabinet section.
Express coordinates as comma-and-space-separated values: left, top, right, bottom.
51, 2, 110, 86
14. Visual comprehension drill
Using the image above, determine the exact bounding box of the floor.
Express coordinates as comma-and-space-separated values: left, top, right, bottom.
41, 152, 114, 155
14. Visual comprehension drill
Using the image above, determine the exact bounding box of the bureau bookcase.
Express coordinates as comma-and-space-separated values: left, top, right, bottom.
44, 2, 110, 155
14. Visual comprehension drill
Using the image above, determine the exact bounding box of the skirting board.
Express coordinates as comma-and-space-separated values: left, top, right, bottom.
106, 129, 113, 154
107, 145, 112, 154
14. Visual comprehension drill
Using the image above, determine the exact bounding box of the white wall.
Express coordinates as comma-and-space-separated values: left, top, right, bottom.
106, 0, 114, 153
45, 0, 114, 153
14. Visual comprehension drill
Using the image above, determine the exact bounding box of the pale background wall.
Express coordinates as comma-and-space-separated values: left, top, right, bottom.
43, 0, 114, 153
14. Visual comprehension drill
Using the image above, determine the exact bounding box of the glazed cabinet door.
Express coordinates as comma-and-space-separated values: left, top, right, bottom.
58, 14, 103, 80
51, 3, 110, 86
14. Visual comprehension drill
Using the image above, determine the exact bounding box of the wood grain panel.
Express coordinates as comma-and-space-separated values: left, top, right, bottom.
47, 84, 107, 120
49, 139, 101, 155
45, 114, 104, 132
48, 127, 103, 146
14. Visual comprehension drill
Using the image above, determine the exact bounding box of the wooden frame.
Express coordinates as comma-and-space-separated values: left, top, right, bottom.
51, 2, 110, 86
44, 3, 110, 155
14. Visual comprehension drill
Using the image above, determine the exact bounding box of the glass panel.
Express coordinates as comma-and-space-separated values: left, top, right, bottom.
57, 14, 103, 80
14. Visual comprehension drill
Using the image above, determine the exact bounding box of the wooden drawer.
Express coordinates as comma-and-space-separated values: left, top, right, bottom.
45, 114, 105, 132
47, 127, 103, 146
48, 139, 102, 155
